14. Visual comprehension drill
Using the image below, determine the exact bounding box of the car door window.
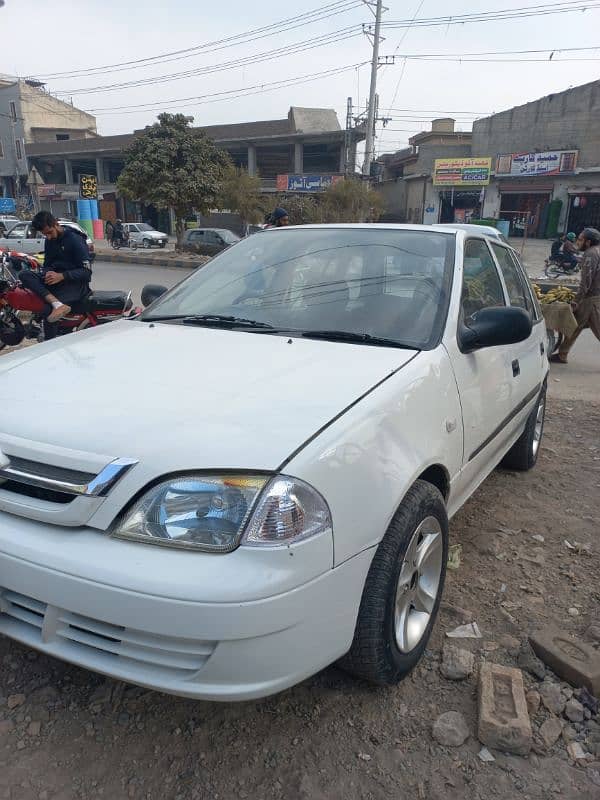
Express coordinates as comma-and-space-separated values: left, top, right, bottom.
490, 243, 530, 312
129, 225, 139, 233
508, 249, 542, 322
461, 239, 506, 322
7, 224, 27, 239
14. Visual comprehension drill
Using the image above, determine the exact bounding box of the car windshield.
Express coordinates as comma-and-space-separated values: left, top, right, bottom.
138, 223, 154, 231
143, 227, 455, 349
213, 230, 240, 244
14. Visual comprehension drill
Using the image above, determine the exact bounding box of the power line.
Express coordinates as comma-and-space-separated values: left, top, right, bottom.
86, 62, 369, 116
54, 27, 362, 96
378, 1, 600, 29
32, 0, 364, 80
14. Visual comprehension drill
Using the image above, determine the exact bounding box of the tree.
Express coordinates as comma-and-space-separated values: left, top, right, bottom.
217, 166, 263, 234
321, 178, 383, 223
117, 113, 230, 249
271, 193, 323, 225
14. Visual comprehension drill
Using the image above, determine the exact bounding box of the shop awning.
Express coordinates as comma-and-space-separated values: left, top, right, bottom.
498, 182, 553, 194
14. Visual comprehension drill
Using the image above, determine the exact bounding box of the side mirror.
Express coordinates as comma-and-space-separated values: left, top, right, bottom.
459, 306, 532, 353
141, 283, 168, 307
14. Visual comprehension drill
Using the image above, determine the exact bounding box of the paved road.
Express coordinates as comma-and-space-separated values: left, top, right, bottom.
92, 258, 193, 306
92, 258, 597, 400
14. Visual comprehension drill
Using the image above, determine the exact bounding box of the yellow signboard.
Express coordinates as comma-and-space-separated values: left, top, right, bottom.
433, 158, 491, 187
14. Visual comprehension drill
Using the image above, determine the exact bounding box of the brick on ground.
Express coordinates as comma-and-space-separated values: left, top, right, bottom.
530, 627, 600, 696
478, 663, 532, 756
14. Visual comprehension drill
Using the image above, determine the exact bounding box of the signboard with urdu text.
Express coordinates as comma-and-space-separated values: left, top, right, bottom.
276, 174, 343, 192
495, 150, 578, 178
0, 197, 16, 213
433, 158, 491, 187
79, 174, 98, 199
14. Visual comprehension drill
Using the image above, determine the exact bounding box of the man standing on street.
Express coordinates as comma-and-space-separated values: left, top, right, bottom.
21, 211, 92, 337
551, 226, 600, 364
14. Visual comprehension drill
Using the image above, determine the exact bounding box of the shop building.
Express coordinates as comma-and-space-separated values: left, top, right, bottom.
472, 79, 600, 236
25, 107, 363, 231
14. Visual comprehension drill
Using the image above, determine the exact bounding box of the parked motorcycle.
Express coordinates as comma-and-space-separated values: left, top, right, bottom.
0, 248, 141, 351
544, 253, 581, 279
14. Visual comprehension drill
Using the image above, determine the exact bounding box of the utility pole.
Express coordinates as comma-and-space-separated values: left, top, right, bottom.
362, 0, 384, 177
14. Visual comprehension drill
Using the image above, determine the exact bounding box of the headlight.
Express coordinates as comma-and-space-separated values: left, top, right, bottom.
113, 474, 331, 552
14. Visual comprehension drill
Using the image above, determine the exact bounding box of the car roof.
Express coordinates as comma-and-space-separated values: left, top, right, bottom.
434, 223, 502, 236
188, 227, 237, 234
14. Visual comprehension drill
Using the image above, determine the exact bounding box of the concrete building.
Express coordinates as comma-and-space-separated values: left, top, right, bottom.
377, 79, 600, 236
473, 79, 600, 236
25, 107, 363, 229
377, 119, 475, 224
0, 76, 96, 204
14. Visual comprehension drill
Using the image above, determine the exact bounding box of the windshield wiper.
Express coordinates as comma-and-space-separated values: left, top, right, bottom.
145, 313, 275, 329
300, 330, 415, 349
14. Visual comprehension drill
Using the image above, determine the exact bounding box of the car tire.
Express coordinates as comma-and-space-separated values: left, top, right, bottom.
501, 384, 546, 471
159, 242, 166, 248
339, 480, 448, 686
143, 239, 151, 249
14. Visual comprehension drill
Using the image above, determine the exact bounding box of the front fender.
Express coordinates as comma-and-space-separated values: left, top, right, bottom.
283, 347, 463, 565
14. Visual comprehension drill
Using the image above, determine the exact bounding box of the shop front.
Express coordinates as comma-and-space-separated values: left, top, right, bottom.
432, 157, 491, 223
494, 150, 578, 237
497, 183, 554, 237
567, 192, 600, 233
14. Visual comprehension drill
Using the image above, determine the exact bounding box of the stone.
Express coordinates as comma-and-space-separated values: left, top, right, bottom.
564, 699, 585, 723
440, 645, 475, 680
567, 741, 588, 763
530, 627, 600, 695
539, 717, 563, 748
27, 721, 41, 737
440, 604, 474, 624
499, 634, 521, 655
478, 663, 532, 755
539, 681, 565, 715
584, 625, 600, 645
432, 711, 470, 747
0, 719, 14, 735
562, 725, 578, 742
526, 690, 541, 716
568, 607, 580, 618
7, 694, 25, 709
577, 687, 599, 715
517, 643, 546, 680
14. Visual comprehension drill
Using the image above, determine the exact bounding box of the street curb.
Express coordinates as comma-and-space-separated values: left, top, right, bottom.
96, 252, 206, 269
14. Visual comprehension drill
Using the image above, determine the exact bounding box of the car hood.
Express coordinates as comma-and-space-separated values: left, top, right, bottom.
0, 321, 416, 473
147, 230, 167, 238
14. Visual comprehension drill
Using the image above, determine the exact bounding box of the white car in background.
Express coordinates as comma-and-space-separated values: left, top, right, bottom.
0, 219, 96, 261
122, 223, 168, 249
0, 224, 547, 701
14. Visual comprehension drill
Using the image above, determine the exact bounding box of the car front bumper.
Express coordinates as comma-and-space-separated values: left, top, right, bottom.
0, 517, 372, 701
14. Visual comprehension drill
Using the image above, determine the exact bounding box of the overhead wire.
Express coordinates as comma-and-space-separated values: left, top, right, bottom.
32, 0, 365, 79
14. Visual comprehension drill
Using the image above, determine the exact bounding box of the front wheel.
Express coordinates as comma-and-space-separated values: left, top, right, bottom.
0, 311, 26, 348
544, 262, 561, 279
339, 480, 448, 685
501, 385, 546, 471
143, 238, 151, 249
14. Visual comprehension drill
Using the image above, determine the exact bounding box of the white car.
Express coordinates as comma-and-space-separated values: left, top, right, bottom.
0, 219, 96, 261
122, 223, 168, 249
0, 224, 547, 701
435, 223, 510, 244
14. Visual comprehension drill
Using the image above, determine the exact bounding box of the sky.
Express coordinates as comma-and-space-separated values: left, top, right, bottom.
2, 0, 599, 162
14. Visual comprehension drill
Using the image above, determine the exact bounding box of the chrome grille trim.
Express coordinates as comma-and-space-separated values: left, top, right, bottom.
0, 455, 137, 498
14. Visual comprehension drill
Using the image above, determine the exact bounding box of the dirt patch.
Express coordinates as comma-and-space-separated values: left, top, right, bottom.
0, 399, 599, 800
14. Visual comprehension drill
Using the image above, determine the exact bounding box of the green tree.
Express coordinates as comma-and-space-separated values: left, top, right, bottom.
271, 193, 323, 225
217, 166, 264, 234
117, 113, 230, 249
321, 178, 383, 223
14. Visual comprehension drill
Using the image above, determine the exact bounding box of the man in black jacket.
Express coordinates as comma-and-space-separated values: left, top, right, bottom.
21, 212, 92, 337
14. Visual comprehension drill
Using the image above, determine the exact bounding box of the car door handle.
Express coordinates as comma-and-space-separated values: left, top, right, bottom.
512, 359, 520, 377
540, 341, 545, 356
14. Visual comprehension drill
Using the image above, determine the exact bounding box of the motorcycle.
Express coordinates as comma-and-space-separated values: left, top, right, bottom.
0, 248, 141, 351
544, 252, 581, 279
111, 229, 130, 250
